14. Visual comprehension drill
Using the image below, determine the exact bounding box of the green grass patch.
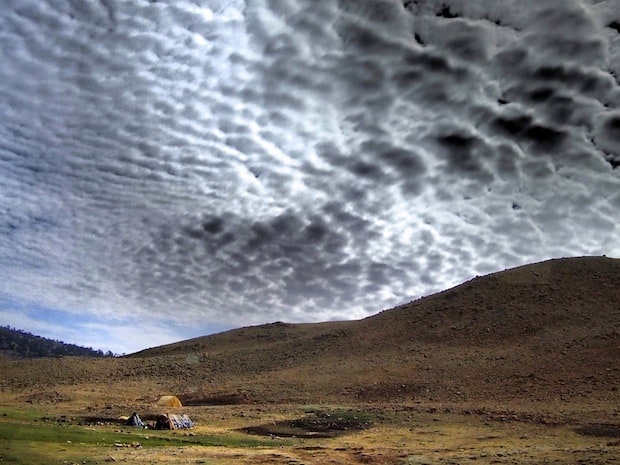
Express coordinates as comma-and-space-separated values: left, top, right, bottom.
300, 406, 375, 427
0, 405, 48, 422
0, 411, 288, 465
0, 420, 283, 447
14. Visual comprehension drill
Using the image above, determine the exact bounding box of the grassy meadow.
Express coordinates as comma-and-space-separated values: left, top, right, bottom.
1, 399, 618, 464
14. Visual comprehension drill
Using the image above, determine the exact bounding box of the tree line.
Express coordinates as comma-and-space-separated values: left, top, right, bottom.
0, 325, 115, 358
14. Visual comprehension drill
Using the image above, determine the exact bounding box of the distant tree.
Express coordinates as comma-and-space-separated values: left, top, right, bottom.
0, 325, 114, 359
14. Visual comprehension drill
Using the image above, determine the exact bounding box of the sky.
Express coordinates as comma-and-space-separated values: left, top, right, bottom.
1, 0, 619, 355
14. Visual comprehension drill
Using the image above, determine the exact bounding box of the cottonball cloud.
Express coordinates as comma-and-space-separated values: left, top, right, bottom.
0, 0, 619, 352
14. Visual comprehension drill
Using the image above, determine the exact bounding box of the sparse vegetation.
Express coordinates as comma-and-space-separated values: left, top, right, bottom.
0, 407, 286, 465
241, 408, 374, 438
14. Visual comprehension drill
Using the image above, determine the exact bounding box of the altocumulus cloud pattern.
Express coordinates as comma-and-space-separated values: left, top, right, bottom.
0, 0, 619, 353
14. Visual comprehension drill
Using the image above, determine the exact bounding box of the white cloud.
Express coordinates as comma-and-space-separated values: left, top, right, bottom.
0, 0, 619, 352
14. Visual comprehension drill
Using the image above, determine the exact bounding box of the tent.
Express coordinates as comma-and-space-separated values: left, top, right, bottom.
126, 412, 146, 428
155, 413, 194, 430
156, 395, 182, 407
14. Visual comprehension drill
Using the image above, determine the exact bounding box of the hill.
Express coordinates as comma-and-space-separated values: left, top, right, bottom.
0, 326, 111, 360
0, 256, 618, 409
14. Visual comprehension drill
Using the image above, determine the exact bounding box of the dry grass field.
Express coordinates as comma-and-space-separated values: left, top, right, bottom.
1, 256, 618, 464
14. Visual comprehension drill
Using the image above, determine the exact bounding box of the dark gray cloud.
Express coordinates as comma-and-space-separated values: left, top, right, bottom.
0, 0, 619, 353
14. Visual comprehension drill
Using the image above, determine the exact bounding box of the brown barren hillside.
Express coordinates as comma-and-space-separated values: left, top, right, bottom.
1, 256, 618, 409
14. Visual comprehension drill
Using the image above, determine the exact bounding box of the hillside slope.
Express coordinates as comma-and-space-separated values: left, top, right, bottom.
1, 256, 618, 407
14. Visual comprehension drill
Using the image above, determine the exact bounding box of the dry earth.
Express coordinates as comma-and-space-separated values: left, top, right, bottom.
1, 256, 619, 464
